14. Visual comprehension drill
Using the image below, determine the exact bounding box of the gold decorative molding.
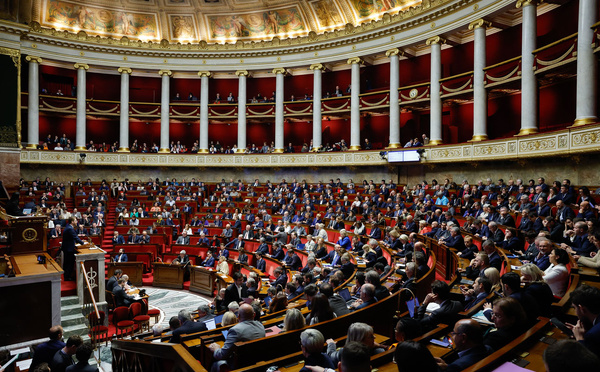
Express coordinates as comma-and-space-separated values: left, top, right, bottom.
158, 70, 172, 77
347, 57, 363, 65
309, 63, 326, 71
235, 70, 249, 77
0, 46, 20, 67
25, 55, 43, 64
572, 117, 597, 127
516, 0, 538, 9
517, 127, 539, 136
272, 148, 284, 153
198, 71, 212, 78
118, 67, 132, 74
198, 149, 209, 153
428, 139, 443, 145
385, 48, 402, 57
73, 63, 89, 70
386, 143, 401, 149
470, 134, 489, 142
272, 68, 286, 75
426, 36, 446, 45
117, 147, 130, 152
74, 146, 86, 150
349, 145, 361, 151
158, 148, 170, 153
468, 19, 492, 30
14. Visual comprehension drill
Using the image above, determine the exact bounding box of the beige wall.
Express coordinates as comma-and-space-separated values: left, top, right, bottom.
18, 154, 600, 188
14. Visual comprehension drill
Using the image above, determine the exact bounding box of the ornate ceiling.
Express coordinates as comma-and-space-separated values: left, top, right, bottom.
31, 0, 426, 43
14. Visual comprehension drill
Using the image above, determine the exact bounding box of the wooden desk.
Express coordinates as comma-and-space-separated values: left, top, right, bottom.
190, 266, 216, 295
107, 261, 144, 286
153, 262, 185, 289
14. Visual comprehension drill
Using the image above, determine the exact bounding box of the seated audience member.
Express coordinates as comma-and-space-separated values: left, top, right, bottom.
201, 251, 216, 267
417, 280, 462, 331
172, 250, 189, 265
435, 319, 491, 372
31, 326, 66, 369
395, 341, 438, 372
462, 277, 492, 311
216, 255, 229, 275
299, 329, 334, 372
306, 293, 336, 325
65, 342, 98, 372
496, 272, 539, 324
112, 278, 135, 307
326, 323, 385, 365
456, 235, 478, 260
114, 248, 128, 262
320, 282, 350, 316
463, 252, 490, 280
543, 247, 570, 297
208, 304, 266, 372
483, 297, 526, 351
365, 270, 390, 301
221, 311, 238, 327
50, 335, 83, 372
283, 308, 306, 332
112, 231, 125, 245
271, 266, 288, 290
170, 309, 207, 343
543, 339, 600, 372
482, 239, 502, 271
223, 272, 248, 306
175, 231, 190, 245
574, 229, 600, 269
561, 221, 594, 257
520, 263, 554, 316
106, 269, 122, 291
348, 283, 376, 311
532, 237, 552, 270
196, 304, 215, 324
566, 285, 600, 359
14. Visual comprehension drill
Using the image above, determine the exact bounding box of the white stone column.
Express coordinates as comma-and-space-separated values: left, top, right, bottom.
236, 70, 248, 152
199, 71, 211, 153
347, 57, 362, 150
74, 63, 89, 150
158, 70, 172, 153
517, 0, 538, 135
574, 0, 598, 126
118, 67, 132, 152
386, 49, 401, 148
469, 19, 491, 141
310, 63, 325, 151
273, 67, 286, 153
426, 37, 445, 145
25, 56, 42, 149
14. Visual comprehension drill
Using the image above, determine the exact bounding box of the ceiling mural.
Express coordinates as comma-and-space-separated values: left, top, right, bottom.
34, 0, 426, 44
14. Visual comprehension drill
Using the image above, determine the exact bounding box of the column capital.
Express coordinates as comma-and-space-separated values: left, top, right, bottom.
309, 63, 326, 71
385, 48, 403, 57
426, 36, 446, 46
198, 71, 212, 78
158, 69, 172, 76
272, 67, 286, 75
74, 63, 89, 70
347, 57, 363, 65
516, 0, 538, 8
468, 19, 492, 30
26, 55, 42, 63
235, 70, 249, 77
118, 67, 132, 74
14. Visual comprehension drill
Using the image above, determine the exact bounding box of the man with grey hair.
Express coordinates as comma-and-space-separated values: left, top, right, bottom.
486, 221, 505, 244
170, 309, 207, 343
300, 329, 335, 372
349, 283, 376, 310
197, 304, 215, 323
442, 226, 466, 252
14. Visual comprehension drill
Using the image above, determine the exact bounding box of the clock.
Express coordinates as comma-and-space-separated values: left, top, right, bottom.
409, 88, 418, 99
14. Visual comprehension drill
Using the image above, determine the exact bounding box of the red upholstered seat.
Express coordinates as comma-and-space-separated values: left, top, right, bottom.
130, 302, 150, 333
88, 311, 109, 347
113, 306, 134, 338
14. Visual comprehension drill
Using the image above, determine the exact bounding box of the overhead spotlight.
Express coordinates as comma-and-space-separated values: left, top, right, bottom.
379, 151, 387, 160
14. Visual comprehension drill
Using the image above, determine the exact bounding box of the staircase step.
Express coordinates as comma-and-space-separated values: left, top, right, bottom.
62, 313, 87, 328
61, 303, 83, 316
62, 323, 90, 340
61, 295, 80, 306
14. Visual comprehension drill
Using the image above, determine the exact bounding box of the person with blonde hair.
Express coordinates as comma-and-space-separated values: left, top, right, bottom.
216, 256, 229, 275
283, 308, 306, 331
221, 311, 238, 326
325, 322, 385, 365
483, 267, 501, 293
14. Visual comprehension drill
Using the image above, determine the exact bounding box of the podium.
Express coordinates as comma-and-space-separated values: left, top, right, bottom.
75, 244, 107, 316
190, 266, 216, 295
8, 215, 48, 254
153, 262, 185, 289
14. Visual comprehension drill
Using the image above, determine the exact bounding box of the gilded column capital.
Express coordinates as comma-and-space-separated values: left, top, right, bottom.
118, 67, 132, 74
74, 63, 89, 70
468, 19, 492, 30
198, 71, 212, 78
235, 70, 249, 77
347, 57, 363, 65
272, 67, 286, 75
26, 55, 42, 63
426, 36, 446, 46
158, 69, 172, 76
516, 0, 539, 8
385, 48, 402, 57
309, 63, 326, 71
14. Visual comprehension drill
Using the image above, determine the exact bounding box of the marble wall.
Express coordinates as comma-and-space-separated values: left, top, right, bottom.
0, 148, 21, 187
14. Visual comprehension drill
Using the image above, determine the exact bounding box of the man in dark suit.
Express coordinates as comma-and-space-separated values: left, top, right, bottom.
255, 253, 266, 273
51, 335, 83, 372
201, 252, 215, 267
223, 272, 249, 306
417, 280, 463, 331
31, 325, 66, 370
496, 207, 515, 227
567, 285, 600, 359
462, 277, 492, 311
283, 245, 302, 271
270, 243, 285, 260
562, 221, 595, 257
487, 222, 505, 244
173, 250, 190, 266
113, 278, 135, 307
170, 309, 207, 343
106, 269, 122, 292
349, 283, 377, 310
442, 227, 466, 251
112, 231, 125, 245
226, 234, 245, 250
175, 231, 190, 245
255, 237, 269, 255
339, 254, 356, 280
65, 343, 98, 372
320, 283, 350, 316
60, 217, 84, 281
482, 240, 502, 271
128, 232, 140, 244
436, 319, 491, 372
114, 248, 128, 262
271, 267, 288, 290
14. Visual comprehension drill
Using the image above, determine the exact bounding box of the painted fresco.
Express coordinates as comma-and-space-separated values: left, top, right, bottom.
42, 0, 159, 39
169, 14, 197, 41
350, 0, 422, 20
310, 0, 345, 30
206, 6, 307, 40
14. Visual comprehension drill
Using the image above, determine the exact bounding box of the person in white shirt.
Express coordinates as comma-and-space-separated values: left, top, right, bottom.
544, 248, 570, 297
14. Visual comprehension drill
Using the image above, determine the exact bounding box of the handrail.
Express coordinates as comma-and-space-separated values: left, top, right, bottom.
483, 55, 521, 71
80, 261, 100, 319
439, 70, 473, 83
532, 32, 578, 54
